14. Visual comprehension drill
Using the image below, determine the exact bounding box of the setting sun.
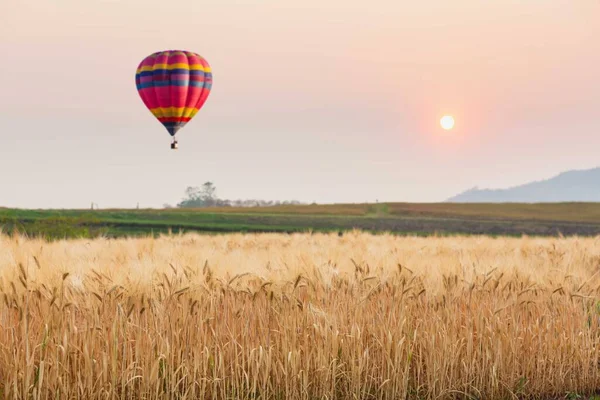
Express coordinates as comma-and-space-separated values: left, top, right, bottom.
440, 115, 455, 130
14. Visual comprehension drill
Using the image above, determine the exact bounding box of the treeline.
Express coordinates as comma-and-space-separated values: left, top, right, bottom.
171, 182, 304, 209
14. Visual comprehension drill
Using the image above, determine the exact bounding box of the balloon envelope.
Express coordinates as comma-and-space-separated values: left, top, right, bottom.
135, 50, 213, 137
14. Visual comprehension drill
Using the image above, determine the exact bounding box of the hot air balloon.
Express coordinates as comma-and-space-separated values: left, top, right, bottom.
135, 50, 213, 149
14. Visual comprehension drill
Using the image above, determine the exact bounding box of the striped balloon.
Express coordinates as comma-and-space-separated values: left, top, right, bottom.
135, 50, 213, 138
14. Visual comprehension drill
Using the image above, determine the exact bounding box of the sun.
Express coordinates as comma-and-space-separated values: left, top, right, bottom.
440, 115, 455, 130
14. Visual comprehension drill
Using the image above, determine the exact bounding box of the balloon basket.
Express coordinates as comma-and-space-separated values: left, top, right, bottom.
171, 140, 178, 150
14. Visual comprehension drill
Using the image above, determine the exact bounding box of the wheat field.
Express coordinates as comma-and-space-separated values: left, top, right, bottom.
1, 231, 600, 399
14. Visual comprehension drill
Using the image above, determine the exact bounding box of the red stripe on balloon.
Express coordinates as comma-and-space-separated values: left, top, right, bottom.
158, 117, 192, 123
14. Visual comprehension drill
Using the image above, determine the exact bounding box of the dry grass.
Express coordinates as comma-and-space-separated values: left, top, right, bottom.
1, 231, 600, 399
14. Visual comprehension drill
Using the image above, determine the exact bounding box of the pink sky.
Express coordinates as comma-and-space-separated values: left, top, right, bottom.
1, 0, 599, 208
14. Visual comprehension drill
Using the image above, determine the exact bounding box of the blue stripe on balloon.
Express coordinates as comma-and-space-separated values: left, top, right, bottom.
161, 121, 187, 136
136, 80, 209, 89
161, 122, 186, 127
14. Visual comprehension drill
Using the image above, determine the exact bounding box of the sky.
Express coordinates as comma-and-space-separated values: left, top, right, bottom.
1, 0, 599, 208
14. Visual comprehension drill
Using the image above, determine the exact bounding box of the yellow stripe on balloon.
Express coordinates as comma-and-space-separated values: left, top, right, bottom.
183, 107, 200, 118
136, 64, 211, 73
187, 108, 202, 119
150, 107, 199, 118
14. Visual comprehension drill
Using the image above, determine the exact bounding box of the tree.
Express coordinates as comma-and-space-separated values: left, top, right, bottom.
200, 182, 217, 206
177, 181, 218, 208
185, 186, 201, 201
201, 182, 216, 200
175, 181, 305, 208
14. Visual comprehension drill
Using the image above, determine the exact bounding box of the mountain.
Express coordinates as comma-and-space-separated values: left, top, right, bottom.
446, 167, 600, 203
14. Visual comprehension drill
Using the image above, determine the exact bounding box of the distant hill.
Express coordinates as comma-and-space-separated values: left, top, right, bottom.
446, 167, 600, 203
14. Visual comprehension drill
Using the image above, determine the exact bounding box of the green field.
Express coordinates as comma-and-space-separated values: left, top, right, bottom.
2, 202, 600, 240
